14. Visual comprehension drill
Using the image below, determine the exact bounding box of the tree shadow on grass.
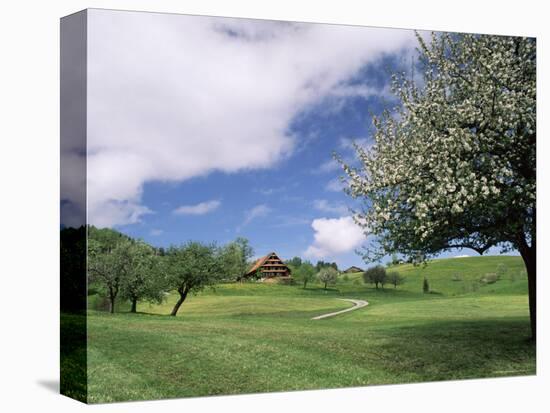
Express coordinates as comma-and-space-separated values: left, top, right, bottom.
371, 318, 535, 381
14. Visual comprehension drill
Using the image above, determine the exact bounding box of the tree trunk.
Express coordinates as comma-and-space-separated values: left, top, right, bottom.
170, 288, 189, 316
108, 288, 116, 314
130, 298, 137, 313
303, 280, 307, 289
519, 244, 536, 341
324, 282, 327, 289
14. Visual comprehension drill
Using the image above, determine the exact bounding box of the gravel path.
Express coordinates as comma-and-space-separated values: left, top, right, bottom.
311, 298, 369, 320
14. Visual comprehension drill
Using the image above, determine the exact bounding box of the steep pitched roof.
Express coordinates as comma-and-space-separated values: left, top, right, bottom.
246, 254, 270, 276
344, 266, 364, 273
246, 252, 289, 276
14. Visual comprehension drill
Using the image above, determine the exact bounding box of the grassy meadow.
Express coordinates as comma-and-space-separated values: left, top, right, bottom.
85, 255, 535, 403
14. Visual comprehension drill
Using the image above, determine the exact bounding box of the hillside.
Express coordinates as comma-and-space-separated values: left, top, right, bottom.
344, 255, 527, 297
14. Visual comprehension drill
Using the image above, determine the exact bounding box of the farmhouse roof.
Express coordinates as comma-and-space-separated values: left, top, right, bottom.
246, 254, 271, 275
246, 252, 291, 277
344, 266, 364, 273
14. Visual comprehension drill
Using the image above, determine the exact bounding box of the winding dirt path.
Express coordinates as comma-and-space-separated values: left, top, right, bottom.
311, 298, 369, 320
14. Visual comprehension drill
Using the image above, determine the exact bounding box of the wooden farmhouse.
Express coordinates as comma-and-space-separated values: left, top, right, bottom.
245, 252, 292, 282
343, 266, 364, 273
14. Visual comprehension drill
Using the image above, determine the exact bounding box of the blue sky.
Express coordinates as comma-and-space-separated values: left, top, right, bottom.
76, 10, 511, 268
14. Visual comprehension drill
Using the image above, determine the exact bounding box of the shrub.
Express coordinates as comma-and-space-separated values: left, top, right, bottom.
480, 273, 498, 284
451, 273, 462, 282
342, 274, 350, 282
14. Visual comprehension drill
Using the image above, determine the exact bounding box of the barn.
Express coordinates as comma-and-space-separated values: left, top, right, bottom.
245, 252, 292, 282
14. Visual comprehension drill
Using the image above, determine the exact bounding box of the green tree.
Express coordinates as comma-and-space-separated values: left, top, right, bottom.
165, 242, 222, 316
119, 241, 166, 313
339, 34, 536, 339
88, 237, 129, 313
317, 267, 338, 289
387, 271, 405, 288
294, 261, 316, 289
221, 237, 254, 282
363, 265, 387, 289
288, 256, 303, 268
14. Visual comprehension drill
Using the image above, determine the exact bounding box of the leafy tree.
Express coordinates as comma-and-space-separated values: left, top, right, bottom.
165, 242, 222, 316
339, 34, 536, 339
288, 256, 303, 268
387, 271, 405, 288
294, 261, 316, 289
88, 237, 129, 313
315, 260, 339, 272
219, 238, 251, 281
317, 267, 338, 289
119, 241, 166, 313
363, 265, 387, 289
222, 237, 254, 282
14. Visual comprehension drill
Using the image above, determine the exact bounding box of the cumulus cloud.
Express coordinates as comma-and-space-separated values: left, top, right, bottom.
304, 216, 366, 259
150, 229, 164, 236
173, 200, 221, 215
313, 199, 348, 215
85, 10, 415, 227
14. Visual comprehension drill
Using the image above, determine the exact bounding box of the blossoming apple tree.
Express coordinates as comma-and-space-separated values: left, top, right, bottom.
340, 33, 536, 339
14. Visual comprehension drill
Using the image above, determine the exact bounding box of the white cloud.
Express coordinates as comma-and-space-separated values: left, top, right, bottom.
173, 200, 221, 215
150, 228, 164, 236
339, 137, 371, 151
313, 199, 348, 215
85, 10, 416, 227
313, 158, 341, 174
305, 216, 366, 259
238, 204, 272, 231
326, 178, 347, 192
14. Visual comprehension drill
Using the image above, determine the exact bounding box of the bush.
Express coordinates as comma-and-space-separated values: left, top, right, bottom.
451, 273, 462, 282
480, 273, 498, 284
342, 274, 350, 282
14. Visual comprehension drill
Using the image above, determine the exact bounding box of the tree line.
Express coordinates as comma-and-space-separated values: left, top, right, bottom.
87, 227, 254, 316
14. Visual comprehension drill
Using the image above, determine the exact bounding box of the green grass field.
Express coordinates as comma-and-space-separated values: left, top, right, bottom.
84, 255, 535, 403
